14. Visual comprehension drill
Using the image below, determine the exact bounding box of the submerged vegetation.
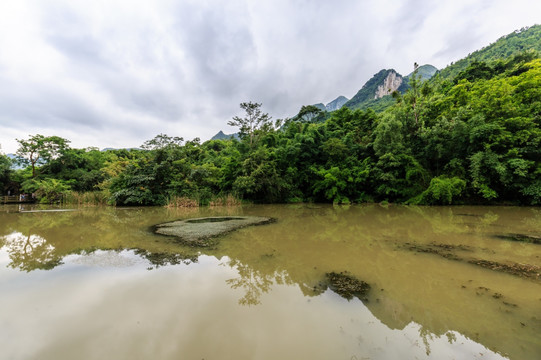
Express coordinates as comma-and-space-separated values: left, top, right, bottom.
1, 47, 540, 206
321, 271, 371, 301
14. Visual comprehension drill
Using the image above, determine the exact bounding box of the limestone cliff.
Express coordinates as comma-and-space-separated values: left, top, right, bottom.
374, 71, 403, 99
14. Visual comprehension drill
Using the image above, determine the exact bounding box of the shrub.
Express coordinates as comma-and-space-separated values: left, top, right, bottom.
409, 176, 466, 205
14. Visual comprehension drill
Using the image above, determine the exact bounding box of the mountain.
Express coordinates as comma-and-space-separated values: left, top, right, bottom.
313, 103, 326, 111
297, 97, 348, 119
342, 63, 439, 112
438, 25, 541, 80
339, 25, 540, 113
407, 64, 438, 81
325, 96, 349, 111
210, 131, 239, 141
343, 69, 408, 110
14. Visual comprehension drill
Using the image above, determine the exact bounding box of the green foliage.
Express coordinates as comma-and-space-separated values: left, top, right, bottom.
344, 69, 408, 110
232, 147, 290, 203
5, 36, 541, 207
0, 154, 12, 193
40, 148, 109, 191
16, 134, 70, 178
520, 179, 541, 205
22, 178, 71, 204
141, 133, 183, 150
438, 25, 541, 80
294, 105, 325, 123
410, 64, 438, 81
409, 176, 466, 205
312, 160, 372, 204
63, 191, 110, 206
228, 102, 273, 147
454, 61, 495, 83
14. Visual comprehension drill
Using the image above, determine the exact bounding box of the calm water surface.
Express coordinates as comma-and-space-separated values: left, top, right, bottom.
0, 204, 540, 360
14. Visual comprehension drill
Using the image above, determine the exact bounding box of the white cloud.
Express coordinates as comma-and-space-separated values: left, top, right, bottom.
0, 0, 540, 153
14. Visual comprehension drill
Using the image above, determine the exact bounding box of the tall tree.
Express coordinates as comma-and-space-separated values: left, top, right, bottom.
228, 102, 272, 147
0, 153, 12, 193
16, 135, 70, 178
141, 133, 184, 150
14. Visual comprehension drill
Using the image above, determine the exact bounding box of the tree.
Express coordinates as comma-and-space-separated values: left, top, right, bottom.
39, 147, 108, 192
228, 102, 272, 147
21, 178, 72, 204
16, 135, 70, 178
141, 133, 184, 150
0, 153, 12, 194
295, 105, 323, 123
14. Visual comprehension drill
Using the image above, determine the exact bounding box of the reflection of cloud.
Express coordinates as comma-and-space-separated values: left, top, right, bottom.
65, 250, 144, 268
1, 254, 509, 360
2, 0, 541, 152
2, 232, 62, 271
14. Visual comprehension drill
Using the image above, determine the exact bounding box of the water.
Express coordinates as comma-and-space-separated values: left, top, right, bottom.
0, 204, 540, 360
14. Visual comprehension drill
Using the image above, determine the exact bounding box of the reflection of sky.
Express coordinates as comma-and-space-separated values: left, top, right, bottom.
1, 231, 52, 252
63, 250, 147, 268
0, 253, 508, 360
0, 245, 10, 265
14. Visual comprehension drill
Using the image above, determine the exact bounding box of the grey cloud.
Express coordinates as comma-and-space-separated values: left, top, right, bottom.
434, 27, 484, 65
0, 84, 103, 131
44, 36, 110, 74
0, 0, 539, 153
171, 4, 257, 96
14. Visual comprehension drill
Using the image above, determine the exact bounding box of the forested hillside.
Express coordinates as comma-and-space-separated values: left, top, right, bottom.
438, 25, 541, 79
1, 28, 540, 207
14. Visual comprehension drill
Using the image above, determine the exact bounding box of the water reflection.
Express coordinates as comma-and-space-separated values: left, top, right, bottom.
3, 232, 62, 271
0, 204, 540, 359
225, 258, 294, 306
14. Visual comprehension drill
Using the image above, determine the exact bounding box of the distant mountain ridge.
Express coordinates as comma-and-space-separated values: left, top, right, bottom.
317, 26, 540, 114
407, 64, 438, 81
211, 131, 239, 141
313, 103, 326, 111
211, 25, 539, 140
325, 96, 349, 111
309, 95, 349, 113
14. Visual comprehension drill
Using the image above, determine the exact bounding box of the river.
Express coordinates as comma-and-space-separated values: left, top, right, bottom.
0, 203, 540, 360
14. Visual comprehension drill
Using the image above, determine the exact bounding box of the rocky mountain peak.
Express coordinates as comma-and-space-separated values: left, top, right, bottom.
325, 96, 349, 111
374, 71, 403, 99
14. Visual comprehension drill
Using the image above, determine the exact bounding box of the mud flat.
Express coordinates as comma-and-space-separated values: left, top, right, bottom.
154, 216, 275, 246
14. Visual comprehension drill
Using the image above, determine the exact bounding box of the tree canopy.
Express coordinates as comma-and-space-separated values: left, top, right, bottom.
16, 135, 70, 178
228, 102, 273, 147
3, 52, 540, 206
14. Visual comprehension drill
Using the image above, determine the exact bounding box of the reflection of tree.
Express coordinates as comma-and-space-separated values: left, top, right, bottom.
523, 208, 541, 228
419, 326, 434, 356
2, 232, 62, 271
226, 259, 287, 306
132, 248, 197, 270
445, 331, 457, 344
0, 206, 205, 271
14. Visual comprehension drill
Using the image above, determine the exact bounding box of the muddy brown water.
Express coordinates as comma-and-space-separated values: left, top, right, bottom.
0, 203, 540, 360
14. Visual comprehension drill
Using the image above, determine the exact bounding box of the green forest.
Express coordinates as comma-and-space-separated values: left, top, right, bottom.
1, 31, 540, 207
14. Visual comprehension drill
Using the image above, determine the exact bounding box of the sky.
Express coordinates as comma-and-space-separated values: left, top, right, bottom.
0, 0, 540, 154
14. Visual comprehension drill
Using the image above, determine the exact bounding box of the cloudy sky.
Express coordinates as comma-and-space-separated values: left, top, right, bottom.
0, 0, 540, 153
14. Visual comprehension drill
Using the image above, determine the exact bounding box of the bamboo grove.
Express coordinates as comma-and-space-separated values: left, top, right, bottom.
1, 53, 540, 206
